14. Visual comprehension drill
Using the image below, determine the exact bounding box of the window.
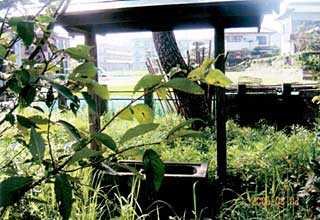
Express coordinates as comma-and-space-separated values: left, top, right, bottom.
226, 35, 243, 42
257, 36, 267, 45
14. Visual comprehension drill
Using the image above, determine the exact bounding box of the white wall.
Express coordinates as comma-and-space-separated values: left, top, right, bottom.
280, 16, 293, 54
225, 32, 280, 52
280, 2, 320, 54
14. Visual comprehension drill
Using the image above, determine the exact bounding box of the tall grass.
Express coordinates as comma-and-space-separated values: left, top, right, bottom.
218, 168, 313, 220
1, 112, 318, 219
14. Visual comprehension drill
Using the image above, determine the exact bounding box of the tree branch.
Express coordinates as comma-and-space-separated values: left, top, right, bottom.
63, 141, 162, 173
0, 8, 10, 39
0, 103, 18, 126
0, 147, 26, 169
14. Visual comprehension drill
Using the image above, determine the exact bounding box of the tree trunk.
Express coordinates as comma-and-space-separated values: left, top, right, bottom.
152, 31, 212, 128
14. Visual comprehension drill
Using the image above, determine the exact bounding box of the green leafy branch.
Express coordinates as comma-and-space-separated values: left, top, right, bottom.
0, 3, 230, 219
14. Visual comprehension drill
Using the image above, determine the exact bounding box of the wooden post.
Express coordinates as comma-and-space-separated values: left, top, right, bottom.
238, 84, 247, 96
215, 26, 226, 185
84, 29, 102, 151
238, 84, 246, 125
282, 83, 292, 97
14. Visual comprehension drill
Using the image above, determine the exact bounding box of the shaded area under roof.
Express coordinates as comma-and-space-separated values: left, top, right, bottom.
58, 0, 280, 34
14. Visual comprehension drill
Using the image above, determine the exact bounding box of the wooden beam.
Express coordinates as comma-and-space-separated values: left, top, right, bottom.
60, 1, 275, 27
215, 26, 226, 185
58, 0, 280, 34
60, 15, 262, 34
84, 29, 102, 151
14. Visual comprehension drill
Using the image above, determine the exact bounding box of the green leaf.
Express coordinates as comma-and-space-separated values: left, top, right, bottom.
91, 83, 109, 100
51, 82, 75, 103
70, 97, 80, 116
120, 123, 159, 145
187, 67, 204, 81
132, 104, 154, 124
17, 115, 38, 129
168, 66, 185, 78
8, 54, 17, 62
156, 87, 167, 100
31, 106, 45, 113
200, 57, 215, 71
312, 96, 320, 104
17, 20, 34, 47
0, 176, 33, 208
115, 163, 143, 179
68, 147, 102, 165
118, 108, 134, 121
20, 85, 36, 108
120, 148, 145, 160
0, 45, 6, 58
65, 45, 93, 61
205, 69, 233, 87
72, 62, 97, 80
46, 86, 54, 108
8, 17, 23, 30
310, 160, 320, 176
8, 78, 21, 93
143, 149, 164, 192
164, 78, 204, 95
35, 63, 61, 75
82, 92, 96, 112
36, 15, 55, 24
92, 133, 117, 152
28, 115, 50, 125
167, 130, 205, 142
134, 75, 163, 93
29, 127, 45, 163
57, 120, 81, 141
72, 139, 88, 151
167, 118, 204, 139
15, 69, 30, 85
55, 174, 72, 220
5, 113, 15, 126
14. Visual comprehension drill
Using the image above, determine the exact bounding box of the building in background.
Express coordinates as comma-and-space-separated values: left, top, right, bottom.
14, 31, 71, 75
225, 28, 281, 65
94, 27, 281, 72
97, 43, 133, 72
278, 0, 320, 54
54, 33, 71, 75
131, 37, 157, 71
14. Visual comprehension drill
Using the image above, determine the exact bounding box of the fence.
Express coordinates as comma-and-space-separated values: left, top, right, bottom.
1, 83, 320, 128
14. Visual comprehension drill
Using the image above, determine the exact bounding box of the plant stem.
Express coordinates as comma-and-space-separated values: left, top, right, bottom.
0, 148, 26, 169
63, 141, 162, 173
47, 100, 56, 170
116, 141, 162, 155
100, 86, 159, 133
0, 8, 10, 38
0, 103, 18, 126
0, 125, 12, 137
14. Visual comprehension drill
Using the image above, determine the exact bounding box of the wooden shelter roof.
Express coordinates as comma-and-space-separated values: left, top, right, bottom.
58, 0, 280, 33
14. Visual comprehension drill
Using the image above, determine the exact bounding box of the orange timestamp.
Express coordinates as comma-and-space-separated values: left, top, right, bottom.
252, 196, 299, 207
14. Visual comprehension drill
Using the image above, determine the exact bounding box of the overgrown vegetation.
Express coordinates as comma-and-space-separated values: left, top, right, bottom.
298, 52, 320, 77
0, 1, 234, 219
0, 1, 319, 220
1, 112, 318, 219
